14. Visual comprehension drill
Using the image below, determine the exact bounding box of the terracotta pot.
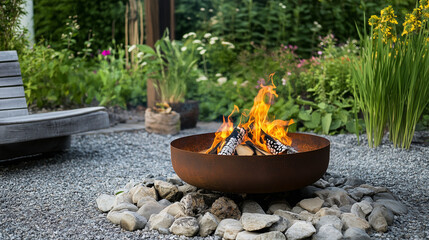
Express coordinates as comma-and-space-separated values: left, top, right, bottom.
145, 108, 180, 135
169, 100, 199, 129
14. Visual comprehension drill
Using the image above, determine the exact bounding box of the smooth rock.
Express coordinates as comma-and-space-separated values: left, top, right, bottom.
347, 187, 375, 201
341, 213, 370, 231
210, 197, 241, 220
178, 184, 198, 196
368, 206, 389, 232
242, 200, 265, 214
357, 201, 373, 216
169, 216, 199, 237
316, 187, 355, 207
313, 179, 330, 188
158, 199, 172, 207
298, 197, 324, 213
350, 203, 366, 219
315, 215, 342, 231
314, 207, 342, 220
180, 193, 207, 216
291, 206, 304, 214
269, 216, 289, 232
267, 202, 291, 214
215, 219, 242, 237
137, 196, 157, 208
312, 224, 342, 240
111, 202, 138, 212
274, 210, 300, 225
160, 202, 185, 218
154, 180, 178, 201
285, 220, 316, 240
374, 205, 394, 225
198, 212, 219, 237
107, 210, 126, 225
96, 194, 115, 212
340, 204, 352, 213
344, 177, 365, 187
298, 210, 314, 222
236, 231, 286, 240
114, 191, 133, 206
167, 174, 183, 186
241, 213, 280, 231
373, 192, 397, 201
343, 227, 371, 240
120, 211, 147, 231
133, 186, 158, 203
359, 184, 388, 194
137, 201, 165, 220
375, 199, 408, 215
148, 212, 175, 231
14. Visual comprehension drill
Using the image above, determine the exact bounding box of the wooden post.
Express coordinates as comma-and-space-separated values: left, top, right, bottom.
145, 0, 175, 108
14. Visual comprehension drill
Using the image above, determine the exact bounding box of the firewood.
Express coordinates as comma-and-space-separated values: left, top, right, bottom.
235, 144, 256, 156
207, 142, 221, 154
261, 130, 297, 154
218, 127, 247, 155
244, 141, 271, 156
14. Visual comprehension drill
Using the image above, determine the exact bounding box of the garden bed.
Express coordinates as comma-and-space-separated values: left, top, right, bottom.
0, 126, 428, 239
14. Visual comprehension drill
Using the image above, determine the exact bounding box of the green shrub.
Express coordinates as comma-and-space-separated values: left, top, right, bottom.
0, 0, 28, 52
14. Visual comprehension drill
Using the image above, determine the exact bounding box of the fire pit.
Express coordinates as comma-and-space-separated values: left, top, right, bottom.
171, 132, 330, 193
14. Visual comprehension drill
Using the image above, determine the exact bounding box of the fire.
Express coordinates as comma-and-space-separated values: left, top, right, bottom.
206, 73, 294, 154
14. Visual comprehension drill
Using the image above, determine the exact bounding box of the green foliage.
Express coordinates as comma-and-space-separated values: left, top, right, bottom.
34, 0, 126, 51
0, 0, 28, 52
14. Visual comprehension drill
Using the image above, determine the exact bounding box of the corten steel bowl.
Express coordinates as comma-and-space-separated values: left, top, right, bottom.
171, 132, 330, 193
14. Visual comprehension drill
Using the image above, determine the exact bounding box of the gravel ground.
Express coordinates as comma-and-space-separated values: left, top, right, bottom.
0, 124, 428, 240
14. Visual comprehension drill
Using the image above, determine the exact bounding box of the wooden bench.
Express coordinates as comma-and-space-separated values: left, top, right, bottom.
0, 50, 110, 161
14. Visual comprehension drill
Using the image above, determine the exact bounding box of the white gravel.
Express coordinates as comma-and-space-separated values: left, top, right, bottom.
0, 126, 428, 239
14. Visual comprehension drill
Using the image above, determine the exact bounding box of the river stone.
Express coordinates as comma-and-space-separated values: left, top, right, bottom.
274, 209, 300, 225
313, 179, 330, 188
315, 215, 342, 231
120, 211, 147, 231
236, 231, 286, 240
291, 206, 304, 214
158, 199, 172, 207
167, 174, 183, 186
341, 213, 370, 231
374, 199, 408, 215
298, 210, 315, 222
215, 219, 242, 237
373, 192, 397, 201
154, 180, 178, 201
210, 197, 241, 220
269, 216, 289, 232
181, 193, 207, 216
242, 200, 265, 214
344, 177, 365, 187
169, 216, 199, 237
350, 203, 366, 219
357, 201, 373, 216
373, 205, 394, 225
267, 202, 291, 214
240, 213, 280, 231
368, 206, 389, 232
107, 210, 127, 225
298, 197, 324, 213
315, 187, 355, 207
96, 194, 115, 212
137, 201, 165, 220
178, 184, 198, 196
313, 207, 342, 223
148, 212, 175, 231
348, 187, 375, 201
224, 222, 244, 240
313, 224, 343, 240
285, 220, 316, 240
137, 196, 157, 208
339, 204, 352, 213
160, 202, 185, 218
114, 191, 133, 206
198, 212, 219, 237
111, 202, 138, 212
343, 227, 371, 240
133, 186, 158, 203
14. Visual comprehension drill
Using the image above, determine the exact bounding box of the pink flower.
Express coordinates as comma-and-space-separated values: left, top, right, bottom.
102, 50, 111, 56
317, 51, 323, 55
287, 72, 292, 76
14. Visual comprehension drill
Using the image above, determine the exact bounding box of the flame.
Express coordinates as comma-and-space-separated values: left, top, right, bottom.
207, 73, 294, 154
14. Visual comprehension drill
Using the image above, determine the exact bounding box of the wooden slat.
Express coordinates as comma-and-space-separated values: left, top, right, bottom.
0, 98, 27, 110
0, 62, 21, 78
0, 76, 23, 87
0, 86, 25, 99
0, 109, 28, 118
0, 51, 18, 62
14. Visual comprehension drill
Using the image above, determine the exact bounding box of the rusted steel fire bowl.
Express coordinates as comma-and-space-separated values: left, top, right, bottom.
170, 132, 330, 194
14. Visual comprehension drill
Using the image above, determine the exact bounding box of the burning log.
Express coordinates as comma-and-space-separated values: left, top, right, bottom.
244, 141, 271, 156
235, 144, 256, 156
218, 127, 247, 155
262, 130, 297, 154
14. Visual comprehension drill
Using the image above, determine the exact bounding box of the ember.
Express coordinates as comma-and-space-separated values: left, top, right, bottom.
206, 73, 296, 155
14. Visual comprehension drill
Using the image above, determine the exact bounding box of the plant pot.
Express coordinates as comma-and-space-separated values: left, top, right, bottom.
145, 108, 180, 135
169, 100, 199, 129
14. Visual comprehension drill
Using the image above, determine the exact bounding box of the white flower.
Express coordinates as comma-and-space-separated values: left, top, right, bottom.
217, 77, 227, 85
204, 33, 212, 38
236, 8, 239, 12
221, 41, 235, 49
196, 75, 208, 82
181, 46, 187, 52
233, 81, 237, 86
183, 32, 196, 39
192, 39, 202, 44
137, 52, 144, 58
200, 8, 205, 11
128, 45, 136, 52
186, 17, 191, 20
279, 3, 286, 9
209, 37, 219, 45
141, 61, 147, 67
215, 73, 222, 77
197, 46, 204, 51
199, 49, 207, 55
209, 9, 213, 12
240, 81, 248, 87
281, 78, 287, 86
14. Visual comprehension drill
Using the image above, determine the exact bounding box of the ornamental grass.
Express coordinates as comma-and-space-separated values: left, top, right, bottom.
352, 1, 429, 148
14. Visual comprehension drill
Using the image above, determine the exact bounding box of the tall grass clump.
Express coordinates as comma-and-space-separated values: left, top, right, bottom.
352, 1, 429, 148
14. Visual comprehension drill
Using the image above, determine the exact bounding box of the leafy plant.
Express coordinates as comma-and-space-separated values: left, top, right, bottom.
0, 0, 28, 52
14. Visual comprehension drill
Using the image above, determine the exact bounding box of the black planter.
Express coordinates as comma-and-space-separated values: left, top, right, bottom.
170, 100, 199, 129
